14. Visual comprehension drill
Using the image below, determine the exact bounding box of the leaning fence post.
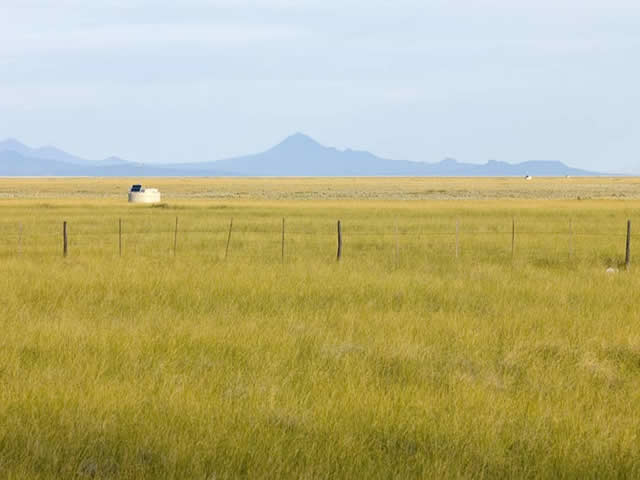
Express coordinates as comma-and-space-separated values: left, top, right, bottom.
337, 220, 342, 261
225, 218, 233, 260
281, 218, 285, 264
63, 221, 68, 257
625, 219, 631, 270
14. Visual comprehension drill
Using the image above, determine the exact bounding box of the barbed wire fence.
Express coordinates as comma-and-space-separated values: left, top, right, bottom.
0, 216, 635, 269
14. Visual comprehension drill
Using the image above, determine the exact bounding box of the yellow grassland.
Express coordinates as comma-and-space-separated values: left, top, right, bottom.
1, 177, 639, 478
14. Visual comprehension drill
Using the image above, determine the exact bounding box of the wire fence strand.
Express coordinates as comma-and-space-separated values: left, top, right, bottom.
0, 216, 635, 267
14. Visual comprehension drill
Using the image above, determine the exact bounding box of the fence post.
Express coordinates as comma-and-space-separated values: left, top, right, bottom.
337, 220, 342, 261
455, 219, 459, 259
63, 221, 68, 257
225, 218, 233, 260
173, 216, 179, 256
625, 219, 631, 270
511, 218, 515, 260
119, 218, 122, 257
281, 217, 285, 264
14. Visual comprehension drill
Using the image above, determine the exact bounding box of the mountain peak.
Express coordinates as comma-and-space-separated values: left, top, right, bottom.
276, 132, 322, 148
264, 133, 328, 159
289, 131, 314, 140
0, 138, 30, 153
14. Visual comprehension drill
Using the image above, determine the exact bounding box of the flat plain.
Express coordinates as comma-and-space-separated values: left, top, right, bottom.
1, 177, 639, 479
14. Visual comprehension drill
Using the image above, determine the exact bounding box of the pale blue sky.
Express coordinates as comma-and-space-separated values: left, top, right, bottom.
1, 0, 639, 172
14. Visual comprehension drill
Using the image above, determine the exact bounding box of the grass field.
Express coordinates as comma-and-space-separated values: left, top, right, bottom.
1, 176, 640, 200
1, 178, 640, 478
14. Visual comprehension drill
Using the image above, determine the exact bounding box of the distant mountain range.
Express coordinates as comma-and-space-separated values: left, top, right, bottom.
0, 134, 605, 176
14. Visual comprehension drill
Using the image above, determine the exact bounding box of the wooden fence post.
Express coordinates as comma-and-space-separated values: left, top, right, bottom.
173, 216, 179, 256
337, 220, 342, 261
281, 218, 285, 264
225, 218, 233, 260
625, 219, 631, 270
63, 221, 68, 258
511, 218, 515, 260
119, 218, 122, 257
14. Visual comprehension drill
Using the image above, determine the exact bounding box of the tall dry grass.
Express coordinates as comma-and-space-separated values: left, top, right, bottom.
0, 180, 639, 478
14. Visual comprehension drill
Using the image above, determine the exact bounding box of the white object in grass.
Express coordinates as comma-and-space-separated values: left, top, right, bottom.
128, 184, 161, 203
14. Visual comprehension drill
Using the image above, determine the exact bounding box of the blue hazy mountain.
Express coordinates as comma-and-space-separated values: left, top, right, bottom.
0, 138, 227, 176
0, 138, 101, 166
171, 133, 602, 176
0, 143, 223, 176
0, 150, 225, 176
0, 138, 130, 167
170, 133, 415, 176
0, 134, 603, 176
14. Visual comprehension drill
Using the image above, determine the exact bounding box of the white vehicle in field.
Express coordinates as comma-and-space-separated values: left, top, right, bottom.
128, 184, 161, 203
